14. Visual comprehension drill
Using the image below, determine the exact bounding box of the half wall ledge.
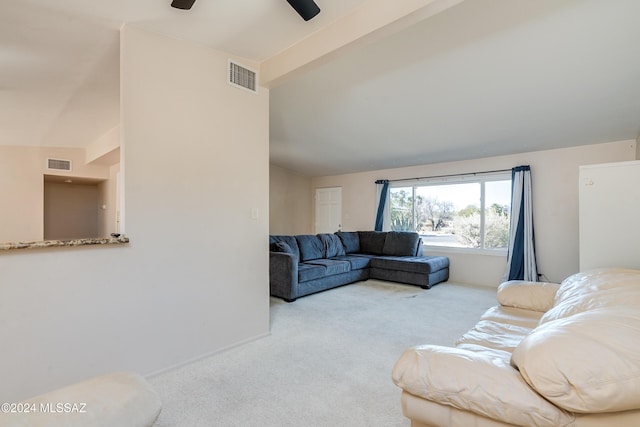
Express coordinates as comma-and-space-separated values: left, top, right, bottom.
0, 236, 129, 251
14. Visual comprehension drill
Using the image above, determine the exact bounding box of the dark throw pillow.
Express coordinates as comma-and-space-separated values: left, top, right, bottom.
273, 241, 295, 255
318, 233, 346, 258
269, 235, 300, 258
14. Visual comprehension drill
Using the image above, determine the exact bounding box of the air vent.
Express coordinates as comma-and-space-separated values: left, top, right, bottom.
47, 158, 72, 171
228, 60, 258, 93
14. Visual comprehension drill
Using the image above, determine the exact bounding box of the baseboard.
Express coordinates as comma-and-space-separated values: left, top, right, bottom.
144, 331, 272, 379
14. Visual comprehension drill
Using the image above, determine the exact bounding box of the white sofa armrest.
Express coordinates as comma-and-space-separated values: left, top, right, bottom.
497, 280, 560, 312
392, 345, 573, 427
0, 371, 161, 427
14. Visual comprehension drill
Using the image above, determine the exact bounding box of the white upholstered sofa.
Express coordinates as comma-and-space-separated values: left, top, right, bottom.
392, 268, 640, 427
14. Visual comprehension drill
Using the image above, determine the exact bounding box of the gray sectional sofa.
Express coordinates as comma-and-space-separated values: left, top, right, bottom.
269, 231, 449, 302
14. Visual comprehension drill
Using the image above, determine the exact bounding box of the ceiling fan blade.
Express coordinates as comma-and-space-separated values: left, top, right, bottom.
286, 0, 321, 21
171, 0, 196, 10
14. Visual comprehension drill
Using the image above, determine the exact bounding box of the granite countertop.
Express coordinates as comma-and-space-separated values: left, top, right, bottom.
0, 236, 129, 251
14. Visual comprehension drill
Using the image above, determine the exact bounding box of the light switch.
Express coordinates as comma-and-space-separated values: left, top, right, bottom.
251, 207, 259, 220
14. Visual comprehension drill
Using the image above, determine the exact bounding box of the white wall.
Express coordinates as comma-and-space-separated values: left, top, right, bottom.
269, 164, 313, 234
311, 140, 636, 286
579, 160, 640, 271
0, 26, 270, 401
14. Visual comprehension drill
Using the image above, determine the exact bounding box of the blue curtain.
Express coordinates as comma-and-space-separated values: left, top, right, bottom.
505, 166, 538, 281
374, 180, 389, 231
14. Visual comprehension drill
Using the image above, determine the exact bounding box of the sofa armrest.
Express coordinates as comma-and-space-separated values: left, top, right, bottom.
269, 251, 299, 301
0, 372, 161, 427
392, 345, 572, 427
497, 280, 560, 312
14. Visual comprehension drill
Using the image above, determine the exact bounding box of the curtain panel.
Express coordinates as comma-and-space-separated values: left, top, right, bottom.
375, 180, 390, 231
505, 166, 538, 281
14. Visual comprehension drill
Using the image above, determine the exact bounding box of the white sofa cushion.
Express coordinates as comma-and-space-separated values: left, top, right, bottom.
497, 280, 560, 312
455, 319, 533, 353
392, 345, 573, 426
540, 268, 640, 324
512, 306, 640, 413
479, 305, 543, 329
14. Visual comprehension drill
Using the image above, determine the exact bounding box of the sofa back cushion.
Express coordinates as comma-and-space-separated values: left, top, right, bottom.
512, 306, 640, 413
540, 268, 640, 324
336, 231, 360, 254
295, 235, 325, 261
269, 235, 300, 258
317, 233, 346, 258
358, 231, 387, 255
512, 268, 640, 413
382, 231, 420, 256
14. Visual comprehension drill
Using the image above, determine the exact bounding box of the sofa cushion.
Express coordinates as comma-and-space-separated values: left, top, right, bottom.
272, 241, 297, 256
392, 345, 573, 427
497, 280, 560, 313
298, 263, 327, 282
305, 259, 351, 275
479, 305, 544, 329
295, 235, 325, 261
318, 233, 346, 258
336, 231, 360, 254
512, 306, 640, 413
358, 231, 387, 255
455, 319, 534, 353
539, 268, 640, 325
382, 231, 420, 256
331, 254, 373, 270
269, 235, 300, 258
371, 256, 449, 274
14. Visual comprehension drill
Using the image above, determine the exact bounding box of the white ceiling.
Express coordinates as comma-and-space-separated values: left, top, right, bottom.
2, 0, 640, 177
0, 0, 368, 148
271, 0, 640, 176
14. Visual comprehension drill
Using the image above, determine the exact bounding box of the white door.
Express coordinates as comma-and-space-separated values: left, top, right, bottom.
315, 187, 342, 233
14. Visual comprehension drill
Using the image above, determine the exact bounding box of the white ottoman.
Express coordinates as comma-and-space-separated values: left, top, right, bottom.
0, 371, 161, 427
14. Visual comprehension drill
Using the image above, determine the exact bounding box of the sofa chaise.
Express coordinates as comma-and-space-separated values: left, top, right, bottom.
270, 231, 449, 302
392, 268, 640, 427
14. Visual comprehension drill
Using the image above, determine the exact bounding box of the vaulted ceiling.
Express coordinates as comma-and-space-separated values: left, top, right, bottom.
270, 0, 640, 175
2, 0, 371, 150
3, 0, 640, 176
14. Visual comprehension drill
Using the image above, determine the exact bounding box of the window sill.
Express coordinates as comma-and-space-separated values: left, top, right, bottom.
0, 236, 129, 251
421, 245, 508, 257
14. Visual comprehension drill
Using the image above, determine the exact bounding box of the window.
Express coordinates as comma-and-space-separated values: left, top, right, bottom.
389, 173, 511, 251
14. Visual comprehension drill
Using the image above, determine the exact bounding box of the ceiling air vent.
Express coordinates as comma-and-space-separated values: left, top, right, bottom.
228, 60, 258, 94
47, 158, 72, 171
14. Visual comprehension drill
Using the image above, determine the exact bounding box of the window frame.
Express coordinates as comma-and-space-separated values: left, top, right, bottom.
388, 171, 512, 256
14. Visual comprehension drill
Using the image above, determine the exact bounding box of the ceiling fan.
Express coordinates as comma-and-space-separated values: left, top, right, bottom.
170, 0, 321, 21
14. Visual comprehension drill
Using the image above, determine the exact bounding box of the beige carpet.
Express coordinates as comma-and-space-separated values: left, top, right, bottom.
149, 280, 498, 426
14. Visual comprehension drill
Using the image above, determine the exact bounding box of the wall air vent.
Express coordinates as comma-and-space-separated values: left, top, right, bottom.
47, 158, 72, 171
228, 60, 258, 94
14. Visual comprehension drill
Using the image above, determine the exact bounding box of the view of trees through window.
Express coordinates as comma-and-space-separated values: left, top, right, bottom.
390, 177, 512, 250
